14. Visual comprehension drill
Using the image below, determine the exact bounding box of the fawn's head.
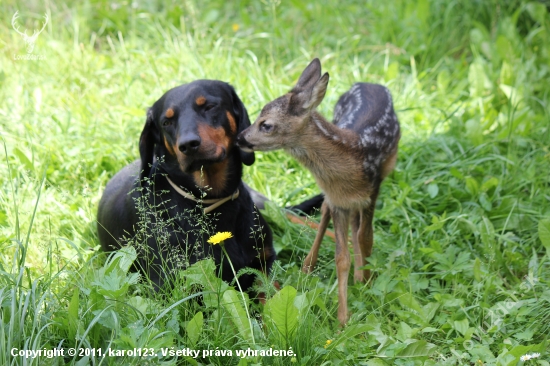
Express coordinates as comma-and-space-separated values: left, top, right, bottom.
237, 58, 329, 152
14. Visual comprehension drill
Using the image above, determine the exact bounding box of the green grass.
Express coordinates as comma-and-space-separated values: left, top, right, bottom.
1, 0, 550, 365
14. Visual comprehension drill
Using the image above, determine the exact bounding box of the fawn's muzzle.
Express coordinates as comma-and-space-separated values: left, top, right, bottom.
236, 134, 254, 152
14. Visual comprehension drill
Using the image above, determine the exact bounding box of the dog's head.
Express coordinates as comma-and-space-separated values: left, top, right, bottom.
139, 80, 255, 180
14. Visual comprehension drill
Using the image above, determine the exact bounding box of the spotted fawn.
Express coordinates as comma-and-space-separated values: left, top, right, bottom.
237, 58, 400, 324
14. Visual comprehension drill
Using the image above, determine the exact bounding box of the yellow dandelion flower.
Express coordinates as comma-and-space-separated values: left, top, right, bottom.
324, 339, 332, 348
232, 23, 239, 32
207, 231, 233, 245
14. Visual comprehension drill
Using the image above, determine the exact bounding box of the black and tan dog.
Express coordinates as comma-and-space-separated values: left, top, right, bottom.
97, 80, 274, 291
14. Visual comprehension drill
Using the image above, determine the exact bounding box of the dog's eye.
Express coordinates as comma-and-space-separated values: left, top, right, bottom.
204, 104, 217, 112
259, 122, 273, 133
163, 120, 173, 127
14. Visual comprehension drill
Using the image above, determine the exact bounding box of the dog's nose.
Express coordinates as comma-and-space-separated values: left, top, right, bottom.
178, 135, 201, 155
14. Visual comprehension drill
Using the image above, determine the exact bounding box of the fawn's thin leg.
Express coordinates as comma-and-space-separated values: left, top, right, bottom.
302, 201, 331, 273
332, 206, 351, 325
354, 191, 379, 282
351, 209, 367, 283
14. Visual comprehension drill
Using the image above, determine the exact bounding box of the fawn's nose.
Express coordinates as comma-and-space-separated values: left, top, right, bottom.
178, 134, 201, 155
236, 134, 252, 150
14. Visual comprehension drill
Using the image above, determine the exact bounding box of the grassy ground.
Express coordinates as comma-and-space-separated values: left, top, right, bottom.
1, 0, 550, 365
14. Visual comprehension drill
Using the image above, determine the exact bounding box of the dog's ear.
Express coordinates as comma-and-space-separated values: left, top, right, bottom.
139, 108, 158, 179
230, 86, 255, 166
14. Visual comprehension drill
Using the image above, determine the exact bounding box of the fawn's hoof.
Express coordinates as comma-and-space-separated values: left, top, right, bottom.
337, 309, 349, 326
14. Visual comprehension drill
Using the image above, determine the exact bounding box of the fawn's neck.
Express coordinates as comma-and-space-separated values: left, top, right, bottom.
288, 112, 359, 166
286, 112, 373, 208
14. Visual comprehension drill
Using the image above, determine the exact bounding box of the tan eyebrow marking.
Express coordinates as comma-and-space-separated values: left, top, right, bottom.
196, 96, 206, 106
165, 108, 174, 118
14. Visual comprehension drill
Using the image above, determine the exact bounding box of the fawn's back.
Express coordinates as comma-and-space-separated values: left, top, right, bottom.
332, 82, 400, 179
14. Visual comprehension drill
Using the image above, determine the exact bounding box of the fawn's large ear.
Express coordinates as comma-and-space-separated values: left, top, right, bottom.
230, 86, 255, 166
139, 108, 159, 179
294, 58, 322, 91
302, 72, 329, 110
292, 72, 329, 111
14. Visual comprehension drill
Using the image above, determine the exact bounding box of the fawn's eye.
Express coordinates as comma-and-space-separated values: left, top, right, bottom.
259, 121, 273, 133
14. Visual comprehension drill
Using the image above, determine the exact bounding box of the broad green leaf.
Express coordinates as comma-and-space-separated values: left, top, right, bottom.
264, 286, 299, 341
127, 296, 149, 315
186, 311, 203, 347
427, 183, 439, 198
182, 259, 228, 307
465, 176, 479, 195
397, 340, 436, 357
481, 177, 499, 192
92, 270, 139, 298
294, 292, 309, 312
182, 259, 216, 287
398, 293, 423, 315
479, 193, 492, 212
396, 322, 413, 341
422, 302, 439, 322
221, 289, 254, 343
105, 246, 137, 274
499, 84, 522, 107
453, 318, 469, 335
333, 323, 373, 349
